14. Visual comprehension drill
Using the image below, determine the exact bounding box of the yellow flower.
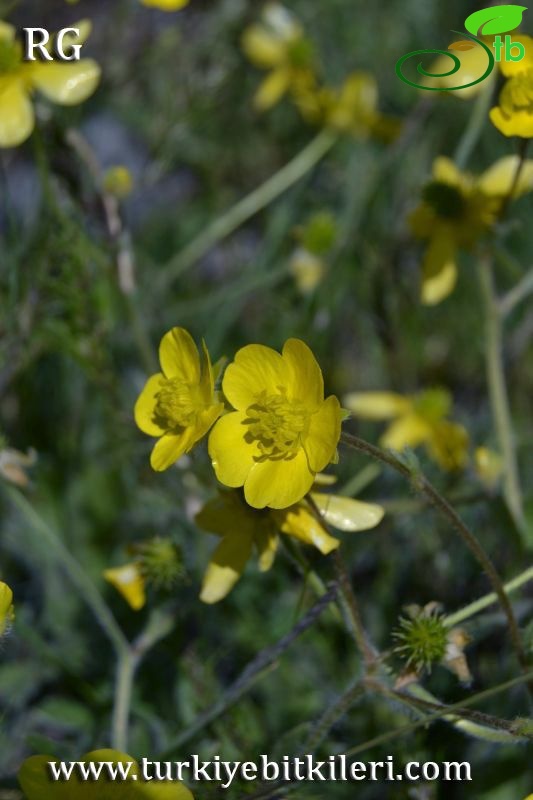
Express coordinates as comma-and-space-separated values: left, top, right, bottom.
289, 248, 325, 294
104, 563, 146, 611
242, 3, 318, 112
103, 165, 134, 199
197, 485, 384, 603
474, 446, 503, 490
323, 71, 399, 140
18, 749, 194, 798
409, 156, 533, 304
344, 388, 469, 471
141, 0, 190, 9
421, 37, 496, 99
209, 339, 343, 509
0, 581, 14, 635
490, 35, 533, 137
0, 20, 100, 148
135, 327, 223, 471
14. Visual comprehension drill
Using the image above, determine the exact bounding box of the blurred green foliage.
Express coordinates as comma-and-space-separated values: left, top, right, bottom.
1, 1, 532, 798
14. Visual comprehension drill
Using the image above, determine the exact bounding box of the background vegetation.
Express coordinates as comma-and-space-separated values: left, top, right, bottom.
1, 0, 532, 798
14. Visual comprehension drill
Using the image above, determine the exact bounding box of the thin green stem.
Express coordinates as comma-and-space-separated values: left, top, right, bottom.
158, 585, 337, 758
247, 669, 533, 800
454, 82, 495, 170
6, 487, 128, 657
304, 678, 366, 752
346, 668, 533, 758
500, 268, 533, 317
331, 549, 376, 666
112, 606, 177, 752
478, 256, 527, 539
339, 432, 529, 678
445, 565, 533, 628
112, 652, 136, 752
157, 130, 337, 291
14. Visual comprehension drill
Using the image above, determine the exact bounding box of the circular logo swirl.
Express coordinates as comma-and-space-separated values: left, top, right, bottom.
395, 31, 495, 90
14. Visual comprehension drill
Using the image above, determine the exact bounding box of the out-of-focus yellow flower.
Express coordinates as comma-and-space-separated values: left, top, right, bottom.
323, 72, 399, 140
104, 563, 146, 611
289, 248, 325, 294
197, 483, 384, 603
103, 165, 134, 199
289, 211, 337, 294
490, 35, 533, 137
0, 581, 14, 635
135, 327, 223, 471
242, 3, 318, 112
141, 0, 189, 9
409, 156, 533, 304
19, 749, 194, 798
0, 20, 100, 148
344, 388, 469, 471
0, 444, 36, 487
474, 446, 503, 490
209, 339, 343, 509
422, 37, 495, 99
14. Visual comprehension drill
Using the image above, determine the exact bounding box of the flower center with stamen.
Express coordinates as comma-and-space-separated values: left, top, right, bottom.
500, 69, 533, 117
246, 391, 309, 461
155, 378, 201, 430
423, 181, 466, 220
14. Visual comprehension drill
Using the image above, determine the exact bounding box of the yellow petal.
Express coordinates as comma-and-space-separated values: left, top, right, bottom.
427, 420, 469, 471
222, 344, 288, 411
28, 59, 101, 105
159, 327, 200, 382
244, 448, 314, 509
478, 155, 533, 198
421, 230, 458, 305
209, 411, 256, 487
242, 25, 286, 67
343, 391, 411, 420
310, 493, 384, 531
304, 395, 342, 473
200, 533, 253, 604
312, 472, 338, 487
199, 339, 215, 403
0, 79, 35, 148
489, 105, 533, 138
150, 429, 192, 471
253, 68, 291, 111
134, 372, 166, 436
0, 581, 14, 635
422, 43, 495, 98
255, 527, 279, 571
194, 403, 224, 444
282, 338, 324, 410
280, 503, 340, 554
432, 157, 464, 188
141, 0, 190, 9
104, 564, 146, 611
196, 491, 254, 538
381, 413, 431, 451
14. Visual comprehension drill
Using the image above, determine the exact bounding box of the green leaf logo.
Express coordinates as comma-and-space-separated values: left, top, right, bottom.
464, 4, 527, 36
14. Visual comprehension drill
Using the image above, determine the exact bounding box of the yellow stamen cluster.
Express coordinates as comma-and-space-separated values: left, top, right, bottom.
246, 392, 309, 461
155, 378, 200, 429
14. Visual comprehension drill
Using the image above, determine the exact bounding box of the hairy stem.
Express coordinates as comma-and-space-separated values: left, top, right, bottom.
339, 432, 529, 677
